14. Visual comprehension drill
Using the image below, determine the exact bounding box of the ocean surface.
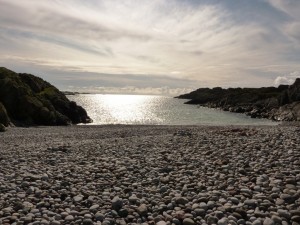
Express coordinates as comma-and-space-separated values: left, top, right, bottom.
68, 94, 278, 126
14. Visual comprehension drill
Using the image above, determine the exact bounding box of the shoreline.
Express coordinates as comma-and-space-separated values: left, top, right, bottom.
1, 125, 300, 224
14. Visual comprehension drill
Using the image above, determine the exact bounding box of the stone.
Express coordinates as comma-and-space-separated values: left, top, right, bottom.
263, 218, 274, 225
183, 218, 195, 225
129, 195, 139, 204
65, 215, 74, 221
24, 216, 33, 223
280, 194, 295, 203
137, 204, 148, 216
82, 219, 94, 225
95, 212, 105, 221
252, 219, 261, 225
244, 199, 257, 207
156, 221, 167, 225
73, 195, 83, 202
218, 218, 228, 225
50, 221, 61, 225
271, 215, 282, 224
118, 208, 129, 218
292, 216, 300, 223
277, 209, 290, 219
112, 196, 123, 211
89, 204, 99, 212
175, 197, 189, 205
207, 216, 218, 224
0, 123, 6, 132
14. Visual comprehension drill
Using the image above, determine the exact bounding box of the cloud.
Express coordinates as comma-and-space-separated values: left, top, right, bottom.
65, 85, 194, 96
274, 71, 299, 86
1, 0, 300, 91
266, 0, 300, 19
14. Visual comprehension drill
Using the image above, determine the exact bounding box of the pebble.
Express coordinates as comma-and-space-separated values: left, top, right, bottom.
183, 218, 195, 225
65, 215, 74, 221
111, 196, 123, 211
0, 125, 299, 225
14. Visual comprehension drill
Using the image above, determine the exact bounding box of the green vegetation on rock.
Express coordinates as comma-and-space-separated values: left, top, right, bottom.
0, 67, 92, 127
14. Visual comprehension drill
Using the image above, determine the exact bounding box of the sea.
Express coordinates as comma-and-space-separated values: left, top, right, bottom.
68, 94, 278, 126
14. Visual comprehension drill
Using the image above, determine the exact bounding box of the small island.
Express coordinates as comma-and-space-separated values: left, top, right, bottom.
177, 79, 300, 122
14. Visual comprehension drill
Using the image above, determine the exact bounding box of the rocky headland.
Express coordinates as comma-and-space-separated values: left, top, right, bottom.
0, 125, 300, 225
0, 67, 92, 130
177, 79, 300, 122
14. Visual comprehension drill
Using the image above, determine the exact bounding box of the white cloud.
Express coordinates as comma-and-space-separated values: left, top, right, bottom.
1, 0, 300, 90
266, 0, 300, 19
65, 85, 194, 96
274, 71, 299, 86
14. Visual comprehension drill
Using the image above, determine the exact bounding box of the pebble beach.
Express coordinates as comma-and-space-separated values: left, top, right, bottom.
0, 125, 300, 225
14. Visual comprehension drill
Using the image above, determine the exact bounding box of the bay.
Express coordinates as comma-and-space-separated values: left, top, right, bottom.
68, 94, 278, 126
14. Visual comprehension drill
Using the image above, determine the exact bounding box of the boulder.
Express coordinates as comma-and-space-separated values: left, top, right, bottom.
0, 67, 92, 126
273, 102, 300, 121
0, 123, 6, 132
0, 102, 9, 126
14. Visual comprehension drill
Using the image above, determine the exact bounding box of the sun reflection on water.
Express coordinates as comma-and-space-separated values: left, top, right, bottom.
81, 94, 165, 125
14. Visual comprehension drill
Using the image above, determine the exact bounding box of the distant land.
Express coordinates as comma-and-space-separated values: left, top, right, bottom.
62, 91, 80, 95
177, 79, 300, 122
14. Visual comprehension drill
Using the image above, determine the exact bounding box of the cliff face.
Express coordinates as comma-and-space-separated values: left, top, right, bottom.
0, 67, 92, 127
177, 79, 300, 121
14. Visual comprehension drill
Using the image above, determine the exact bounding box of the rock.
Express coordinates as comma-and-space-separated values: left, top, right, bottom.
112, 196, 123, 211
0, 102, 9, 126
128, 194, 139, 204
277, 209, 291, 219
263, 218, 274, 225
183, 218, 195, 225
0, 67, 92, 126
82, 219, 94, 225
156, 221, 167, 225
73, 195, 83, 202
89, 204, 100, 212
118, 208, 129, 218
280, 194, 295, 203
177, 78, 300, 121
0, 123, 6, 132
291, 210, 300, 217
65, 215, 74, 221
175, 197, 189, 205
95, 212, 105, 221
252, 219, 262, 225
24, 215, 33, 223
271, 215, 282, 224
244, 199, 257, 207
292, 216, 300, 223
207, 216, 218, 224
137, 204, 148, 216
218, 218, 228, 225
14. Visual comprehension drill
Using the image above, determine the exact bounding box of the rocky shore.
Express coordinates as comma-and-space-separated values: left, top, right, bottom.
0, 67, 92, 129
1, 125, 300, 225
177, 79, 300, 122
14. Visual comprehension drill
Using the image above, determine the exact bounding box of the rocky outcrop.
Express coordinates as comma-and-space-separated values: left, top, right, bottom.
177, 79, 300, 121
0, 67, 92, 127
0, 102, 9, 126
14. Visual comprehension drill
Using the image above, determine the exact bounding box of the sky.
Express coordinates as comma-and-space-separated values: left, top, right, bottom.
0, 0, 300, 95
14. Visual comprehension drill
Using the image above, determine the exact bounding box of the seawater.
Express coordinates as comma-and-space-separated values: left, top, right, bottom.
68, 94, 278, 126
